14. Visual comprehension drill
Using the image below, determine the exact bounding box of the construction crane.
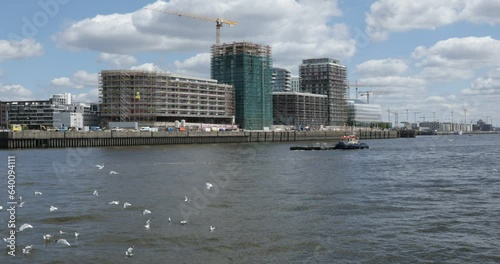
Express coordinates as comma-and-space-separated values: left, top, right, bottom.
144, 7, 237, 45
358, 90, 384, 104
347, 81, 387, 99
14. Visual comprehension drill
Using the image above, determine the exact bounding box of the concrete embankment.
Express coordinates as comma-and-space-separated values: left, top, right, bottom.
0, 130, 402, 149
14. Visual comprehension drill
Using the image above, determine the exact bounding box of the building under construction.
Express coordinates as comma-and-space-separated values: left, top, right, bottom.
99, 70, 235, 126
299, 58, 348, 127
273, 92, 328, 128
211, 42, 273, 130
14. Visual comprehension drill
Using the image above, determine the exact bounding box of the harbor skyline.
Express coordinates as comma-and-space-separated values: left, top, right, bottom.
1, 1, 499, 126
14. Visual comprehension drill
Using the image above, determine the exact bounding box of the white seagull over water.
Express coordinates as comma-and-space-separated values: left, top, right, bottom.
141, 209, 151, 216
19, 223, 33, 232
206, 182, 213, 190
18, 201, 25, 207
180, 220, 187, 225
75, 232, 80, 238
95, 164, 104, 169
210, 226, 215, 232
43, 234, 52, 241
55, 238, 71, 246
0, 206, 3, 211
184, 196, 191, 203
34, 191, 42, 196
23, 245, 33, 254
59, 230, 66, 235
145, 218, 151, 229
168, 217, 171, 222
93, 190, 99, 196
49, 205, 58, 212
108, 201, 119, 205
109, 170, 119, 175
123, 202, 132, 209
126, 246, 134, 257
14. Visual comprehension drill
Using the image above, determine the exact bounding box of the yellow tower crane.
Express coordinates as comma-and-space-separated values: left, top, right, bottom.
144, 7, 237, 45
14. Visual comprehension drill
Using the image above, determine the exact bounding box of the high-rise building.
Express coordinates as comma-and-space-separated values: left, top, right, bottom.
211, 42, 273, 130
299, 58, 348, 127
273, 91, 328, 128
290, 76, 300, 92
347, 99, 382, 127
272, 68, 291, 92
51, 93, 72, 105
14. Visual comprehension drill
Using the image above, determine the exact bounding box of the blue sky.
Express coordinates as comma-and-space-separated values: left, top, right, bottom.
1, 0, 500, 126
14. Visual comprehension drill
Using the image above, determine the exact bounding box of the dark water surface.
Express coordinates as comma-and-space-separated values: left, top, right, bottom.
1, 134, 500, 263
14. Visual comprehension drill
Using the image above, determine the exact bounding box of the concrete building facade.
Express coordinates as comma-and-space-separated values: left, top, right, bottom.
273, 91, 328, 128
299, 58, 348, 127
272, 68, 292, 92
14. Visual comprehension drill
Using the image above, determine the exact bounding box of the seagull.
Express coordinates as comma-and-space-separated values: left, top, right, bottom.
210, 226, 215, 232
145, 218, 151, 229
141, 209, 151, 216
93, 190, 99, 196
184, 196, 191, 203
34, 191, 42, 196
109, 171, 119, 175
19, 201, 25, 207
75, 232, 79, 238
59, 230, 66, 235
108, 201, 119, 205
43, 234, 52, 241
0, 206, 3, 211
180, 220, 187, 225
55, 238, 71, 246
123, 202, 132, 209
95, 164, 104, 169
206, 182, 213, 190
19, 223, 33, 232
23, 245, 33, 254
168, 217, 171, 222
126, 246, 134, 257
49, 205, 58, 212
494, 168, 498, 172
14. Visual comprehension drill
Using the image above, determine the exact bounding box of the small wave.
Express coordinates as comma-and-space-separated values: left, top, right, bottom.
41, 214, 97, 224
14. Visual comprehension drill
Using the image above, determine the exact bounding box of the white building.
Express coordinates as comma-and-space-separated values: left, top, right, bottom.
347, 99, 382, 126
290, 76, 300, 92
53, 112, 84, 129
51, 93, 72, 105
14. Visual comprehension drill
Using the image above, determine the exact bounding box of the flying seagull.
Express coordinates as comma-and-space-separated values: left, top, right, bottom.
210, 226, 215, 232
126, 246, 134, 257
34, 191, 42, 196
43, 234, 52, 241
49, 205, 58, 212
93, 190, 99, 196
18, 201, 25, 207
206, 182, 213, 190
19, 223, 33, 232
168, 217, 171, 222
109, 171, 119, 175
95, 164, 104, 169
75, 232, 80, 238
55, 238, 71, 246
180, 220, 187, 225
123, 202, 132, 209
145, 218, 151, 229
141, 209, 151, 216
108, 201, 119, 205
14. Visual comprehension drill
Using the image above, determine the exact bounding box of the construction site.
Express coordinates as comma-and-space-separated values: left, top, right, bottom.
299, 58, 348, 127
99, 70, 235, 127
272, 92, 328, 128
211, 42, 274, 130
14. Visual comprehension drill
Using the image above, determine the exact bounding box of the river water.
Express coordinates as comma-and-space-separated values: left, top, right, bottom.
1, 134, 500, 263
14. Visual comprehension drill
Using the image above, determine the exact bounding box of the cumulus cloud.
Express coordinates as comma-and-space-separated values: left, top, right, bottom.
130, 63, 165, 72
356, 59, 408, 77
173, 53, 211, 78
465, 68, 500, 95
0, 83, 33, 101
0, 39, 43, 61
366, 0, 500, 41
51, 70, 98, 89
98, 53, 137, 68
53, 0, 354, 74
72, 88, 99, 103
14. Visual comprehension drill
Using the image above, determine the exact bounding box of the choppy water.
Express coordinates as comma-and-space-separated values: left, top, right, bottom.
1, 134, 500, 263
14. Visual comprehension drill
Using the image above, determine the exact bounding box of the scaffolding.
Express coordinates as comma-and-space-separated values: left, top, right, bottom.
210, 42, 273, 130
299, 58, 348, 127
272, 92, 328, 127
99, 70, 235, 126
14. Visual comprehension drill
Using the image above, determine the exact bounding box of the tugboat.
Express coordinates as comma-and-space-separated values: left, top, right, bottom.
334, 135, 369, 150
289, 135, 369, 151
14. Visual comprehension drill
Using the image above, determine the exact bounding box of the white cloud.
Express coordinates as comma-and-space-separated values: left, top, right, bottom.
173, 53, 210, 78
0, 39, 43, 61
0, 83, 33, 101
356, 59, 408, 77
51, 70, 98, 89
365, 0, 500, 41
466, 68, 500, 95
98, 53, 137, 68
72, 88, 99, 103
53, 0, 355, 74
130, 63, 165, 72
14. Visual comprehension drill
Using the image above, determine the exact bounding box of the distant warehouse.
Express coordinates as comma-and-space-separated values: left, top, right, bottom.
99, 70, 235, 126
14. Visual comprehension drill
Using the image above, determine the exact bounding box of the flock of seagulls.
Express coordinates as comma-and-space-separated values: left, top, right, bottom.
1, 161, 218, 258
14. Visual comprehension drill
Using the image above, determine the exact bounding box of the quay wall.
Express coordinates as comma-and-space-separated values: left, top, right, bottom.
0, 130, 401, 149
